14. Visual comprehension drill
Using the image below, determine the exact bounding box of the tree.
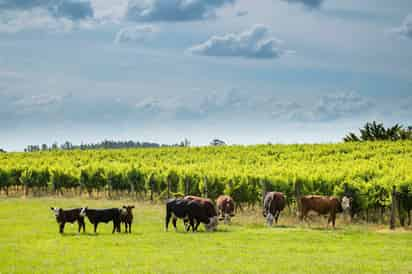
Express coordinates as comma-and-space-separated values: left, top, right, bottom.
344, 121, 412, 142
210, 139, 226, 146
0, 148, 5, 153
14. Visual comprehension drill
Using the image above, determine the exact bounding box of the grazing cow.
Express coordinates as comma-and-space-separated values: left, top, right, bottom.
184, 195, 219, 230
120, 205, 134, 233
299, 195, 351, 228
216, 195, 235, 224
50, 207, 85, 234
165, 198, 217, 232
262, 192, 286, 226
80, 207, 121, 233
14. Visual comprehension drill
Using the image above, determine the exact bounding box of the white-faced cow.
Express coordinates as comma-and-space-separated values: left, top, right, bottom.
263, 192, 286, 226
299, 195, 351, 228
120, 205, 134, 233
50, 207, 85, 234
184, 195, 219, 230
216, 195, 235, 224
166, 198, 218, 232
80, 207, 121, 234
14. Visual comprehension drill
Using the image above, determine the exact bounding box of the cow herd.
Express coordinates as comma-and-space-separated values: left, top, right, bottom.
50, 193, 351, 234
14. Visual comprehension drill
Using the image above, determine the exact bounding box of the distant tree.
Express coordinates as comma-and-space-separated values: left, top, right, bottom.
344, 121, 412, 142
210, 139, 226, 146
51, 143, 59, 150
41, 144, 48, 151
179, 138, 191, 147
0, 148, 6, 153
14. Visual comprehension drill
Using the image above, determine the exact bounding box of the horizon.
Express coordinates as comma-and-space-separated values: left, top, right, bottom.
1, 0, 411, 151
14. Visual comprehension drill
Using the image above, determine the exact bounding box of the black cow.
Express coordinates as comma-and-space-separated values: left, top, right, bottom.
80, 207, 121, 233
120, 205, 134, 233
398, 192, 412, 226
165, 198, 218, 232
50, 207, 85, 234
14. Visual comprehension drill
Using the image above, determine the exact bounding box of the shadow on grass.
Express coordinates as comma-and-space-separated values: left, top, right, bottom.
165, 228, 232, 234
60, 231, 144, 237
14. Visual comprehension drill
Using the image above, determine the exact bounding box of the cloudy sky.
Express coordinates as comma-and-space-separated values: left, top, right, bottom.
0, 0, 411, 150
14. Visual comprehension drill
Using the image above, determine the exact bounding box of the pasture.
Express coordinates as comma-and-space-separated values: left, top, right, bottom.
1, 197, 412, 273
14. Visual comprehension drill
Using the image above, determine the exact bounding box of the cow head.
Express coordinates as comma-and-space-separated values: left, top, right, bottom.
341, 196, 352, 212
50, 207, 61, 218
223, 213, 231, 225
121, 205, 134, 216
266, 213, 274, 227
80, 207, 88, 217
205, 216, 218, 231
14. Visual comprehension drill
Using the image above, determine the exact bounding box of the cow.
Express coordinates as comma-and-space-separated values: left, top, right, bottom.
216, 195, 235, 224
80, 207, 121, 233
120, 205, 134, 233
299, 195, 351, 228
184, 195, 219, 230
165, 198, 217, 232
50, 207, 85, 234
262, 192, 286, 226
398, 192, 412, 226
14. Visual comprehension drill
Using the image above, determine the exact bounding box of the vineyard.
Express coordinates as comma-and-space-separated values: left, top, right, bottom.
1, 141, 412, 221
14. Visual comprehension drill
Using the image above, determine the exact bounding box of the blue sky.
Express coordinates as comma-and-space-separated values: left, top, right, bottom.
0, 0, 411, 150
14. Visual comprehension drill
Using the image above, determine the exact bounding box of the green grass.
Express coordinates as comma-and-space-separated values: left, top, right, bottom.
1, 198, 412, 274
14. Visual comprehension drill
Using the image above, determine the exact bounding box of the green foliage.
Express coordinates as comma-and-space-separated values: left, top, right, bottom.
344, 121, 412, 142
1, 141, 412, 211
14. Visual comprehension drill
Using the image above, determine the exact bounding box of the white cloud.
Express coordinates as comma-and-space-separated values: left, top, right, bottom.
126, 0, 235, 22
391, 14, 412, 39
114, 25, 158, 44
188, 25, 289, 59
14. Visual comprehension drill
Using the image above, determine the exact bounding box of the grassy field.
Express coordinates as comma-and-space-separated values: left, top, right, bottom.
1, 198, 412, 274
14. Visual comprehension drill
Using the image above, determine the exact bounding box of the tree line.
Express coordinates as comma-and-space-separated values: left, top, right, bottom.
23, 139, 192, 152
22, 139, 227, 152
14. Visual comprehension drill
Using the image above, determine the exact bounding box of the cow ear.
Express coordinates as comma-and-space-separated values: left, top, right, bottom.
50, 207, 54, 210
123, 205, 127, 208
131, 205, 135, 209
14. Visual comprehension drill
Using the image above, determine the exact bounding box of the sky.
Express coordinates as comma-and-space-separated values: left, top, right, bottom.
0, 0, 411, 151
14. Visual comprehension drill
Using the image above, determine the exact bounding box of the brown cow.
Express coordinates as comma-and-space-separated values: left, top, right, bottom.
263, 192, 286, 226
120, 205, 134, 233
299, 195, 351, 228
184, 195, 218, 230
216, 195, 235, 224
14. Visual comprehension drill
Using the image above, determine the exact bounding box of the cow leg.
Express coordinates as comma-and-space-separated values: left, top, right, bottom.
77, 221, 81, 234
59, 222, 65, 234
129, 222, 132, 233
275, 211, 281, 224
172, 218, 178, 231
183, 218, 190, 231
329, 213, 336, 229
194, 220, 200, 231
186, 218, 193, 232
113, 221, 120, 233
165, 212, 171, 231
94, 223, 98, 233
79, 219, 85, 233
